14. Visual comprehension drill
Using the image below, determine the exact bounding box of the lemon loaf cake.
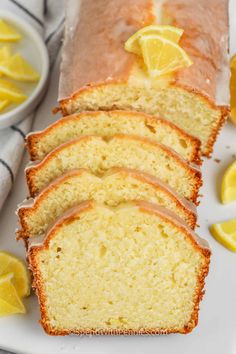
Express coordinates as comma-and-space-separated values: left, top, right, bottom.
28, 200, 210, 335
26, 110, 201, 164
18, 167, 197, 239
25, 135, 202, 202
58, 0, 229, 156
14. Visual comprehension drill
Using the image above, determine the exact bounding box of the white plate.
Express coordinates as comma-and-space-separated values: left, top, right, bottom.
0, 10, 49, 129
0, 3, 236, 354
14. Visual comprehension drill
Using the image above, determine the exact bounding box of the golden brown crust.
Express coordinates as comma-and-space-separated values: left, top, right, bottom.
59, 0, 229, 106
26, 110, 201, 164
25, 135, 100, 198
26, 134, 40, 161
59, 0, 155, 100
28, 200, 211, 336
58, 82, 229, 157
172, 83, 230, 157
58, 0, 229, 156
204, 106, 229, 158
25, 134, 202, 202
18, 171, 88, 239
18, 167, 197, 240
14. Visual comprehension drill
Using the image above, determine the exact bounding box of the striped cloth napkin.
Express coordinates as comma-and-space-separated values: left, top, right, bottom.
0, 0, 64, 211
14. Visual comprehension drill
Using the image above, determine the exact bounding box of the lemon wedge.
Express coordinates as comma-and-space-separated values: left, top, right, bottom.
0, 48, 12, 109
0, 273, 25, 316
0, 99, 10, 112
221, 160, 236, 204
125, 25, 183, 56
0, 45, 11, 62
0, 251, 30, 297
0, 46, 11, 78
139, 34, 192, 77
230, 54, 236, 124
210, 219, 236, 252
0, 19, 21, 42
0, 79, 27, 103
0, 53, 40, 82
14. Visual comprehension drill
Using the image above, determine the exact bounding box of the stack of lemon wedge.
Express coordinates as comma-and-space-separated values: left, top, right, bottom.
0, 19, 40, 112
210, 160, 236, 252
0, 251, 30, 316
209, 54, 236, 252
125, 25, 192, 77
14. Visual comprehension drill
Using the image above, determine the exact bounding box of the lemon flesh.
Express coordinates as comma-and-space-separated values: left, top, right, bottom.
210, 220, 236, 252
139, 34, 192, 77
0, 46, 12, 78
0, 78, 27, 103
0, 53, 40, 82
221, 160, 236, 204
0, 19, 21, 42
230, 54, 236, 124
0, 45, 11, 62
0, 251, 30, 298
125, 25, 183, 56
0, 273, 25, 316
0, 99, 10, 112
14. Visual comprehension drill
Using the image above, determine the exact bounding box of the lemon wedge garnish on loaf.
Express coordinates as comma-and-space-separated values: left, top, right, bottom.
0, 251, 30, 298
0, 273, 25, 316
125, 25, 192, 77
221, 160, 236, 204
0, 53, 40, 82
0, 79, 27, 103
125, 25, 183, 55
210, 219, 236, 252
0, 19, 21, 42
139, 35, 192, 77
230, 54, 236, 124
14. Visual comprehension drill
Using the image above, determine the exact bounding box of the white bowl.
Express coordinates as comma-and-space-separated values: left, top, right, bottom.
0, 10, 49, 129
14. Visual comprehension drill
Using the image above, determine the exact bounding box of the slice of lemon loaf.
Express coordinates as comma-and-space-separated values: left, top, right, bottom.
18, 168, 197, 239
28, 200, 210, 335
58, 0, 229, 156
26, 110, 201, 164
25, 135, 202, 202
